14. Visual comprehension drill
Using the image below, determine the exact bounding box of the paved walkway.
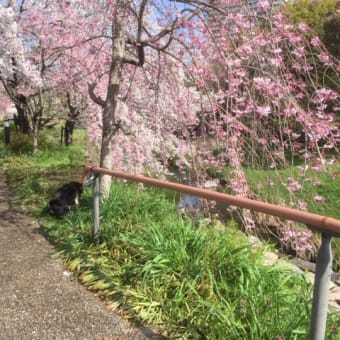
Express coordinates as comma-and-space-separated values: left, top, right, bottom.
0, 177, 151, 340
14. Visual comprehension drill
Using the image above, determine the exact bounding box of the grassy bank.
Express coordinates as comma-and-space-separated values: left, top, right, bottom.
0, 126, 339, 338
42, 182, 324, 339
0, 126, 86, 211
243, 166, 340, 220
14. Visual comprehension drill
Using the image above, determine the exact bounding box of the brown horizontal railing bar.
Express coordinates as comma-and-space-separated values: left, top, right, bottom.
83, 166, 340, 236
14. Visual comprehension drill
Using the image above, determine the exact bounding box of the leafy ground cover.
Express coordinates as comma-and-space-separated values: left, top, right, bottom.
0, 126, 339, 338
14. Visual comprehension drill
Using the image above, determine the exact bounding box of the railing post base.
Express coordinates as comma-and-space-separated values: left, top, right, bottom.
309, 232, 333, 340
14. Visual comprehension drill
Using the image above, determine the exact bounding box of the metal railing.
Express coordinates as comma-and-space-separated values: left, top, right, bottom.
82, 165, 340, 340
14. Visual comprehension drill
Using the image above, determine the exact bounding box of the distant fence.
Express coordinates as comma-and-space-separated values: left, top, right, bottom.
82, 165, 340, 340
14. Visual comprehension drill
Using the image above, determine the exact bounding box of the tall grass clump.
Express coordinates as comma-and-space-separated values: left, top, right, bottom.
41, 181, 339, 339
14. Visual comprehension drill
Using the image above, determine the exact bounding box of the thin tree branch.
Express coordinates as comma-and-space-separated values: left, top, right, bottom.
137, 0, 148, 41
169, 0, 225, 14
88, 82, 105, 107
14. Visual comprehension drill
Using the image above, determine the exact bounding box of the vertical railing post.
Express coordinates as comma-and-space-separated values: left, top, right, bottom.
310, 232, 333, 340
93, 174, 100, 242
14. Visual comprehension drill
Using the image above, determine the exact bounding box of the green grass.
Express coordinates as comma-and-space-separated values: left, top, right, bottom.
0, 125, 339, 338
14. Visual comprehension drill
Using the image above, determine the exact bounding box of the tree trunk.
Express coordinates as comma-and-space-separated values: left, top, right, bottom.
64, 119, 74, 146
32, 124, 39, 154
31, 92, 44, 154
65, 91, 83, 146
99, 16, 126, 200
14, 95, 30, 134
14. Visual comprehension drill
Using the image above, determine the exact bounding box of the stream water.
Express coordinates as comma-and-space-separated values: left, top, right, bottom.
173, 171, 223, 215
